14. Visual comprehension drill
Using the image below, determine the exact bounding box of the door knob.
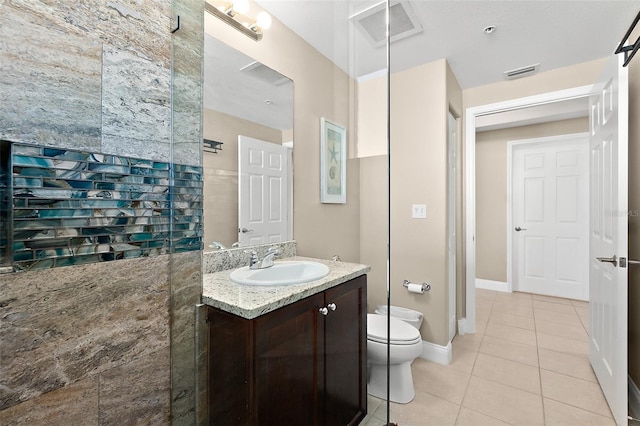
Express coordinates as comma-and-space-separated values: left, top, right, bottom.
515, 226, 527, 231
596, 255, 618, 266
239, 227, 254, 233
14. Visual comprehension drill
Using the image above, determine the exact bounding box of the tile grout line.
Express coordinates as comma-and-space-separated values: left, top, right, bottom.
454, 292, 493, 425
532, 298, 548, 425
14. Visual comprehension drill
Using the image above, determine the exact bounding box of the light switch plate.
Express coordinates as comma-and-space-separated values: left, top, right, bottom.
412, 204, 427, 219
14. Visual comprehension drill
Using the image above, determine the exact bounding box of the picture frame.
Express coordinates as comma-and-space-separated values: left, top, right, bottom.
320, 117, 347, 204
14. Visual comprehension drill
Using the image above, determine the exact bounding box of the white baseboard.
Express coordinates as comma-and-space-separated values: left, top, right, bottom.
419, 340, 452, 366
458, 318, 467, 335
476, 279, 509, 292
630, 375, 640, 420
457, 317, 478, 335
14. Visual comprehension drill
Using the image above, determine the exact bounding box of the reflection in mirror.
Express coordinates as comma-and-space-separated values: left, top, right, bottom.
203, 34, 293, 251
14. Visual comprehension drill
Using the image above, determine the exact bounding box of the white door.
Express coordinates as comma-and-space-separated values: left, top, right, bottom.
512, 134, 590, 300
589, 54, 628, 426
238, 135, 290, 246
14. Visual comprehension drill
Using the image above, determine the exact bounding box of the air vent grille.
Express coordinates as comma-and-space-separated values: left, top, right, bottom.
351, 1, 422, 47
240, 61, 291, 86
504, 63, 540, 80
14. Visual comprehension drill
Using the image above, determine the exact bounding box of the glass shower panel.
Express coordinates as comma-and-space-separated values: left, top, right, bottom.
346, 1, 392, 424
386, 1, 461, 423
170, 0, 204, 424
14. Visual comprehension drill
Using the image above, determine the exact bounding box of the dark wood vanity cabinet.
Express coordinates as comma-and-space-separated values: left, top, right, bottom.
206, 275, 367, 426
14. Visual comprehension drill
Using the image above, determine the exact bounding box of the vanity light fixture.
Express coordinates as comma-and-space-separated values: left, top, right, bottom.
205, 0, 272, 41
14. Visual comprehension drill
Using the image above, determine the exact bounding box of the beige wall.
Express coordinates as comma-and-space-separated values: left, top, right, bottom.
357, 73, 387, 157
205, 2, 360, 262
464, 58, 607, 109
202, 108, 283, 248
475, 118, 588, 282
360, 59, 461, 347
359, 155, 388, 313
183, 4, 366, 416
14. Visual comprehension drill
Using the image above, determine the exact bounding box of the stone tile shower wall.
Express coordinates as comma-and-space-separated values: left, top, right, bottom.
0, 1, 203, 424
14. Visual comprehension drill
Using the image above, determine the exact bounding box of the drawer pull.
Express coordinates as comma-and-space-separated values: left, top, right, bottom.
319, 307, 329, 316
327, 303, 337, 311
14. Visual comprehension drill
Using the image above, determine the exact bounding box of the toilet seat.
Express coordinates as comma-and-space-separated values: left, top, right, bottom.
367, 314, 421, 345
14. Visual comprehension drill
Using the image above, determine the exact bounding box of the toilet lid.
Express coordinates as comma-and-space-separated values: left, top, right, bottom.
367, 314, 421, 345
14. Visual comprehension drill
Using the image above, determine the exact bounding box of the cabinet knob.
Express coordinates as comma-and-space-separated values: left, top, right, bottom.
327, 303, 337, 311
319, 307, 329, 316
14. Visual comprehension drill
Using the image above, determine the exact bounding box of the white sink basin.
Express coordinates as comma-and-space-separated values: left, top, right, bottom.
229, 261, 330, 286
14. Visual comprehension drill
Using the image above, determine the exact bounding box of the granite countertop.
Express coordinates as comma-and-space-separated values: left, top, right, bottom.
202, 256, 371, 319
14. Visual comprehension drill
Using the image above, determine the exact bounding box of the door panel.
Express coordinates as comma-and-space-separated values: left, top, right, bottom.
513, 135, 589, 300
324, 276, 367, 426
589, 54, 628, 426
254, 293, 324, 425
238, 135, 289, 246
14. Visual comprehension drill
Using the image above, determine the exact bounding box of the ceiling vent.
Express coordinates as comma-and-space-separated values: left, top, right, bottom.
504, 63, 540, 80
240, 61, 291, 86
351, 1, 423, 48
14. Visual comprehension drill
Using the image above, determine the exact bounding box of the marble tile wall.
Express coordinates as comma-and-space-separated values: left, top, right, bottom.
0, 0, 205, 424
0, 0, 202, 167
171, 0, 204, 167
0, 3, 103, 151
0, 256, 171, 423
169, 251, 202, 424
170, 0, 204, 424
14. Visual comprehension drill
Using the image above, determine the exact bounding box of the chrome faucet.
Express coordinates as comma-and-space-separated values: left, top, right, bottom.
248, 246, 281, 270
209, 241, 226, 250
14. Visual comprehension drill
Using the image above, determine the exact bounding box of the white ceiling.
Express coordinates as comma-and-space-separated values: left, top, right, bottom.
205, 1, 638, 131
255, 0, 639, 88
204, 34, 294, 131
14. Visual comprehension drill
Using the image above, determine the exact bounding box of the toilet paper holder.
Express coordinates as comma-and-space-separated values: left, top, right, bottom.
402, 279, 431, 292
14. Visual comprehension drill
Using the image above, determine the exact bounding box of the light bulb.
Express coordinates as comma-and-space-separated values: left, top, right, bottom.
256, 11, 272, 30
232, 0, 249, 15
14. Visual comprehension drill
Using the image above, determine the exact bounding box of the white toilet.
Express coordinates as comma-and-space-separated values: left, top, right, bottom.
367, 305, 424, 404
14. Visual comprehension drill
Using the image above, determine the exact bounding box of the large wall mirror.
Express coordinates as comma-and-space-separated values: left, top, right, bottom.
203, 34, 294, 250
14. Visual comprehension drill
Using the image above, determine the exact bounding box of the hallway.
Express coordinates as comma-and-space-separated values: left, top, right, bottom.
362, 289, 616, 425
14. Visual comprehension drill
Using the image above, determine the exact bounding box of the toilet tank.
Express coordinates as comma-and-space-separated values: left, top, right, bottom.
374, 305, 423, 330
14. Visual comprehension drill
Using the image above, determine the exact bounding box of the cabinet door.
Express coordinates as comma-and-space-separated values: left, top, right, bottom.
254, 292, 325, 425
324, 275, 367, 426
206, 307, 252, 426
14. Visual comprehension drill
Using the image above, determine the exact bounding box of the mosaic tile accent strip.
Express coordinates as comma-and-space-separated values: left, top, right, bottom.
9, 143, 202, 271
1, 141, 10, 266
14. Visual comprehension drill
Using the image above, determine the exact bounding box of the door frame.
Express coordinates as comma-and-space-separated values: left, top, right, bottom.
506, 132, 590, 299
448, 111, 457, 342
461, 85, 594, 334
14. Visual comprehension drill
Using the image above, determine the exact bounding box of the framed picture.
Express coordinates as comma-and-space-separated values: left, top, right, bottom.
320, 118, 347, 204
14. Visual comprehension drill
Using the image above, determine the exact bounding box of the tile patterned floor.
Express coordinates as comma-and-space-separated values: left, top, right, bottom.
360, 289, 619, 426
